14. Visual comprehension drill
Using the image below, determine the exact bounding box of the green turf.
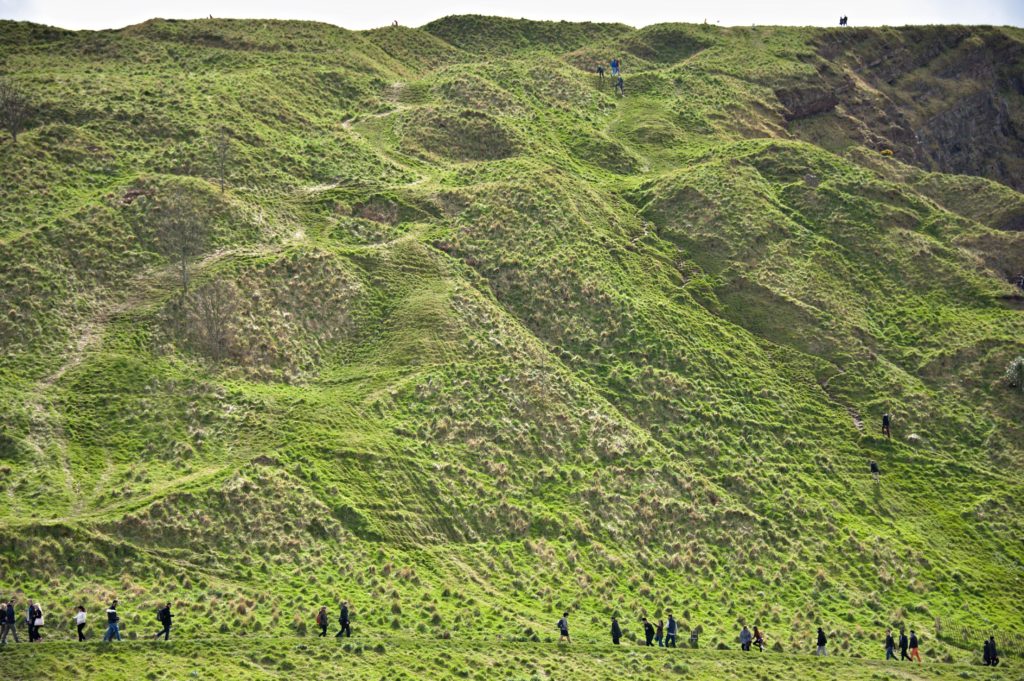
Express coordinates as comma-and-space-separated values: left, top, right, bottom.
0, 15, 1022, 680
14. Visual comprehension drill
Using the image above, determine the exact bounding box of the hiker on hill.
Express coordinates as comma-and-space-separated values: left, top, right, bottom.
689, 629, 699, 648
316, 606, 329, 637
27, 600, 41, 642
610, 58, 619, 76
615, 76, 625, 97
643, 617, 655, 646
983, 637, 993, 665
885, 628, 897, 660
0, 598, 18, 643
154, 602, 173, 640
882, 412, 891, 439
899, 629, 910, 660
0, 600, 7, 645
103, 600, 121, 642
558, 612, 571, 643
597, 64, 605, 81
665, 614, 678, 647
1016, 274, 1024, 291
909, 630, 921, 662
753, 626, 765, 652
336, 601, 351, 638
870, 460, 880, 482
75, 606, 87, 641
655, 619, 664, 646
740, 625, 753, 651
985, 636, 1000, 666
816, 627, 828, 656
610, 616, 622, 645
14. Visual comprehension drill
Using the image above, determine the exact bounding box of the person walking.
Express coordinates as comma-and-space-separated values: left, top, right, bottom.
614, 76, 625, 97
816, 627, 828, 656
0, 600, 7, 645
74, 606, 87, 641
870, 460, 880, 482
0, 598, 17, 643
610, 616, 622, 645
154, 602, 172, 640
908, 630, 921, 662
655, 619, 664, 647
642, 617, 655, 646
899, 629, 910, 660
885, 629, 897, 660
316, 606, 329, 637
103, 600, 121, 642
740, 625, 752, 651
882, 413, 891, 439
335, 601, 351, 638
596, 64, 605, 82
752, 626, 765, 652
983, 637, 992, 666
26, 600, 41, 642
665, 614, 677, 647
988, 636, 999, 666
558, 612, 571, 643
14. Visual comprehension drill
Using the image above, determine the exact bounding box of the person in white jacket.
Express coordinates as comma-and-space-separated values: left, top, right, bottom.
74, 606, 87, 641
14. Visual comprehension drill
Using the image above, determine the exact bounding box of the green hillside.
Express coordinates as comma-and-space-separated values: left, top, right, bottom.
1, 15, 1023, 680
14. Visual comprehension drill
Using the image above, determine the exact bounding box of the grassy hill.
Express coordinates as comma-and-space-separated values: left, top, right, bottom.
1, 15, 1023, 680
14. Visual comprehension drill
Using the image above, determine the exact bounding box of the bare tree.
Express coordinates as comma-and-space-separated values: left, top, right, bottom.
153, 187, 208, 296
0, 78, 31, 144
212, 130, 231, 193
187, 279, 239, 361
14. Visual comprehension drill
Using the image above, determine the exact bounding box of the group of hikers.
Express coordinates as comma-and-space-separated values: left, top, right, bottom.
0, 598, 173, 644
595, 58, 626, 96
839, 15, 850, 26
0, 595, 1007, 666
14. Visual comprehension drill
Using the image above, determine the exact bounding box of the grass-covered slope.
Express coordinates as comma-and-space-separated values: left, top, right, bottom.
1, 15, 1023, 680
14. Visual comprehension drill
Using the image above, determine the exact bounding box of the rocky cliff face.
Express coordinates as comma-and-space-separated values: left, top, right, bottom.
790, 26, 1024, 192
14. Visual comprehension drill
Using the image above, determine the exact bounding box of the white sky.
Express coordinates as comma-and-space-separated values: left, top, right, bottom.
1, 0, 1021, 31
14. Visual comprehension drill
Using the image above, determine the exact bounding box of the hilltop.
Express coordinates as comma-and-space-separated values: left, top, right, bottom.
0, 15, 1023, 680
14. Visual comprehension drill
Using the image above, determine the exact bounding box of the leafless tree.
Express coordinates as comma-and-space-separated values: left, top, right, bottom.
153, 187, 208, 296
187, 279, 239, 361
0, 78, 31, 144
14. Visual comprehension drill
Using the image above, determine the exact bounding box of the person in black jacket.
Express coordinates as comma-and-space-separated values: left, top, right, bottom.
642, 617, 655, 646
26, 600, 40, 642
665, 614, 677, 647
316, 606, 329, 637
335, 601, 351, 638
0, 598, 18, 643
988, 636, 1000, 666
908, 630, 921, 662
610, 616, 622, 645
882, 413, 891, 439
885, 628, 897, 660
899, 629, 910, 660
816, 627, 827, 656
154, 603, 173, 640
103, 600, 121, 642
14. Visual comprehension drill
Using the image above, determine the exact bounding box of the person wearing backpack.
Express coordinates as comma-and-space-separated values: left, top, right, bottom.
316, 606, 329, 637
558, 612, 570, 643
154, 603, 172, 640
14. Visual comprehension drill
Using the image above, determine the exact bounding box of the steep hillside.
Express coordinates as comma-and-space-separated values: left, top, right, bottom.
1, 16, 1023, 679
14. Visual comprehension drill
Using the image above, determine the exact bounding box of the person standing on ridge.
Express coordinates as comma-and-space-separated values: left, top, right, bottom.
558, 612, 571, 643
316, 606, 329, 637
75, 606, 87, 641
665, 614, 677, 647
909, 630, 921, 662
642, 617, 655, 646
752, 626, 765, 652
816, 627, 828, 656
899, 629, 910, 660
610, 615, 622, 645
336, 601, 351, 638
882, 412, 891, 439
154, 602, 172, 640
885, 628, 897, 660
0, 598, 18, 643
741, 622, 757, 651
103, 600, 121, 642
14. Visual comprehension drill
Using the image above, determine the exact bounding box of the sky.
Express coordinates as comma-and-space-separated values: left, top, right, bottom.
1, 0, 1022, 31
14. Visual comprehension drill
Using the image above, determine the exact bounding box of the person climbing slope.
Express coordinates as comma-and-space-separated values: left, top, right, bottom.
885, 628, 897, 660
615, 76, 625, 97
75, 606, 87, 641
336, 601, 351, 638
740, 625, 752, 651
558, 612, 571, 643
870, 460, 880, 482
610, 615, 622, 645
882, 412, 891, 439
816, 627, 828, 656
899, 629, 910, 660
316, 606, 329, 637
752, 626, 765, 652
909, 630, 921, 662
103, 600, 121, 642
665, 614, 677, 647
154, 602, 173, 640
643, 617, 655, 646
